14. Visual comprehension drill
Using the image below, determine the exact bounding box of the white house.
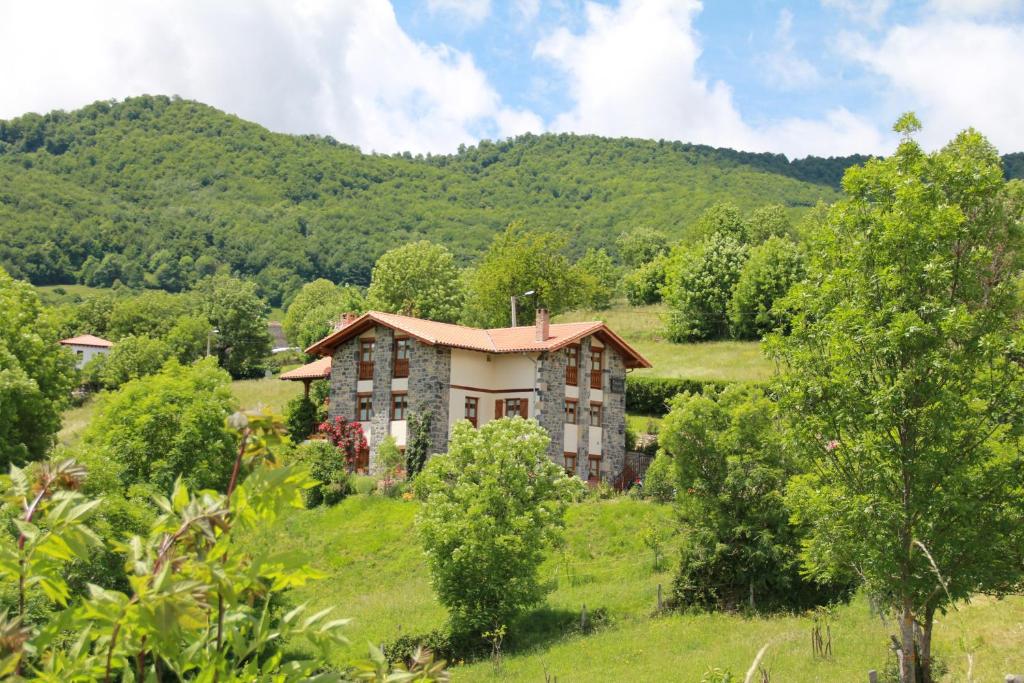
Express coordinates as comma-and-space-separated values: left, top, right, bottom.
59, 334, 113, 369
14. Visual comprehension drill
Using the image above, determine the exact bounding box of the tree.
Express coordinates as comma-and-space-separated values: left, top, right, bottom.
285, 395, 319, 443
728, 236, 806, 340
283, 278, 366, 349
165, 313, 213, 363
82, 358, 237, 493
367, 241, 464, 322
623, 254, 668, 305
572, 247, 620, 310
660, 386, 846, 612
615, 226, 669, 267
746, 204, 794, 244
663, 233, 748, 341
82, 334, 173, 390
405, 410, 433, 478
0, 267, 77, 468
195, 274, 271, 378
462, 223, 583, 328
414, 418, 577, 635
689, 203, 747, 243
768, 116, 1024, 683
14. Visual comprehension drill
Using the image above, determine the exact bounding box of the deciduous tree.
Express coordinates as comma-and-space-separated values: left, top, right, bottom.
367, 240, 464, 322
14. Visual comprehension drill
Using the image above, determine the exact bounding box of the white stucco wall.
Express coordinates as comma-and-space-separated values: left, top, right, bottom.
64, 344, 110, 369
447, 349, 537, 433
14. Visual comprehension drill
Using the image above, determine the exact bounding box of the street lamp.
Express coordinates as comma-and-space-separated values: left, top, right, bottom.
206, 327, 220, 357
510, 290, 536, 327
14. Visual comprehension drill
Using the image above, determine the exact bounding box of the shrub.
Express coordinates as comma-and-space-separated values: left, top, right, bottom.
728, 236, 806, 340
82, 334, 173, 390
643, 451, 675, 503
626, 375, 733, 415
285, 395, 319, 442
623, 254, 668, 305
415, 418, 576, 636
318, 415, 369, 472
351, 475, 376, 495
405, 410, 432, 478
294, 439, 350, 507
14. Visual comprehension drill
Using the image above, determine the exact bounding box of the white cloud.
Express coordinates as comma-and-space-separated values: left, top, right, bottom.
760, 9, 823, 90
926, 0, 1022, 17
0, 0, 536, 154
535, 0, 888, 157
841, 16, 1024, 152
821, 0, 893, 27
515, 0, 541, 23
426, 0, 492, 25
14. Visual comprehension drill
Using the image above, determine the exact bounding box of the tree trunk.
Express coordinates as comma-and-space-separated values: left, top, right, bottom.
899, 603, 917, 683
919, 605, 936, 683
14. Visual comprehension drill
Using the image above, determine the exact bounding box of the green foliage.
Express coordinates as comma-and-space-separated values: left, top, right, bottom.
746, 204, 794, 244
414, 418, 576, 635
571, 247, 620, 310
165, 313, 213, 363
625, 375, 733, 415
82, 358, 237, 493
642, 451, 676, 503
376, 435, 404, 480
283, 278, 367, 349
294, 439, 351, 507
661, 386, 848, 613
728, 236, 806, 340
367, 241, 464, 322
615, 226, 669, 267
768, 121, 1024, 682
81, 334, 172, 390
663, 233, 749, 341
689, 203, 748, 244
623, 254, 668, 305
0, 267, 77, 468
461, 223, 584, 327
285, 395, 319, 443
405, 410, 433, 479
194, 274, 271, 378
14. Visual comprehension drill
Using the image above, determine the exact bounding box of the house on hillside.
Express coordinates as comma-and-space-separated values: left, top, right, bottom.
303, 309, 651, 483
59, 334, 113, 369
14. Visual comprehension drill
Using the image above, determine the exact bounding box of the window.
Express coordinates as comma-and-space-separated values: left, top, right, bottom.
505, 398, 528, 418
564, 399, 578, 424
590, 348, 603, 389
566, 345, 580, 386
76, 350, 84, 359
391, 393, 408, 420
589, 402, 602, 427
563, 452, 577, 476
357, 394, 373, 422
359, 339, 375, 380
393, 337, 410, 377
588, 455, 602, 481
465, 397, 478, 427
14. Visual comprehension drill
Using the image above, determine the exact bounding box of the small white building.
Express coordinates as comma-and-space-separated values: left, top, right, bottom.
59, 334, 113, 369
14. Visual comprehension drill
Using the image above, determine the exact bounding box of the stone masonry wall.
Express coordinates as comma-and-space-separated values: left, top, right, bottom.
603, 346, 628, 481
369, 326, 394, 471
329, 337, 359, 421
535, 349, 566, 460
575, 337, 591, 479
407, 341, 451, 458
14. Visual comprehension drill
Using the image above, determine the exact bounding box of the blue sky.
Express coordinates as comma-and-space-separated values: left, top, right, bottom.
2, 0, 1023, 157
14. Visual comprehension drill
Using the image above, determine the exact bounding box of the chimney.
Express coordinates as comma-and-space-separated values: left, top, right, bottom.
535, 308, 550, 342
333, 311, 357, 331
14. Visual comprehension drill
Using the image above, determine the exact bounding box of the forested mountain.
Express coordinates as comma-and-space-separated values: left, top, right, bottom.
2, 95, 1019, 303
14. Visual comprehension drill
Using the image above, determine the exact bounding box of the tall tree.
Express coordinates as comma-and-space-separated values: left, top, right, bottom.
283, 278, 366, 350
615, 226, 669, 267
572, 247, 620, 310
663, 233, 748, 341
194, 274, 271, 378
0, 267, 77, 467
728, 236, 805, 340
769, 115, 1024, 683
367, 240, 464, 322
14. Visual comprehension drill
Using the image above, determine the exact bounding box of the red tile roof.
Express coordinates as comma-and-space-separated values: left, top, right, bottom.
59, 334, 113, 348
279, 356, 332, 381
306, 311, 651, 369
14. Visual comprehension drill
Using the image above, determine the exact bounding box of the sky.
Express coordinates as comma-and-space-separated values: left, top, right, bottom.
1, 0, 1022, 159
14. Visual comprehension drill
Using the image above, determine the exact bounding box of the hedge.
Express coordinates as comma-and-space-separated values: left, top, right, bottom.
625, 376, 733, 416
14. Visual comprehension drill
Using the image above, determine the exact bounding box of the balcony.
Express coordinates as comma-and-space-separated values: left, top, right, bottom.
393, 358, 409, 378
590, 370, 602, 390
566, 365, 578, 386
358, 361, 374, 380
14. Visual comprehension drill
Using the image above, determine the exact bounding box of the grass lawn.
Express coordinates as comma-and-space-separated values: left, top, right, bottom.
256, 496, 1024, 681
555, 303, 776, 382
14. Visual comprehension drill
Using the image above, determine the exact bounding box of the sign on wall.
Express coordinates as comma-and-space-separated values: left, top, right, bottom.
610, 377, 625, 394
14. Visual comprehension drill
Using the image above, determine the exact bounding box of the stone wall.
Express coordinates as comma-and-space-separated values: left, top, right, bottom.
369, 326, 394, 471
603, 346, 628, 481
575, 337, 591, 479
328, 337, 359, 421
408, 341, 451, 457
535, 349, 567, 459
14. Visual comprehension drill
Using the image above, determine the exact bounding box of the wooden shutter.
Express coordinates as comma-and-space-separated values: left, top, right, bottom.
495, 399, 504, 419
519, 399, 529, 419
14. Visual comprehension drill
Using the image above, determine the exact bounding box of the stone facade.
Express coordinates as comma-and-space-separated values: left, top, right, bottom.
329, 336, 359, 420
535, 349, 567, 460
407, 340, 451, 457
603, 346, 628, 480
575, 337, 592, 479
369, 326, 394, 471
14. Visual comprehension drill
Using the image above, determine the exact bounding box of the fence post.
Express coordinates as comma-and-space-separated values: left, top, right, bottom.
868, 671, 878, 683
581, 603, 588, 632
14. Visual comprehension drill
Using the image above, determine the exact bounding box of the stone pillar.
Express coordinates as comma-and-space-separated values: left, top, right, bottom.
576, 337, 591, 479
369, 326, 394, 470
407, 341, 451, 458
604, 347, 627, 481
535, 349, 567, 460
328, 337, 359, 421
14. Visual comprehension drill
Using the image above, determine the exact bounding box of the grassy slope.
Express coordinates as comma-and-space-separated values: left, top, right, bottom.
555, 303, 776, 382
257, 496, 1024, 681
